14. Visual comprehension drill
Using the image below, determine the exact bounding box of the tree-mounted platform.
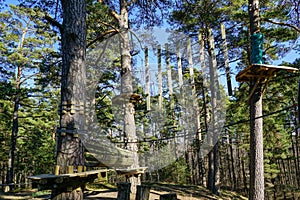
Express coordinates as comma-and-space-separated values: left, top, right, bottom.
236, 64, 298, 101
236, 63, 298, 82
28, 169, 109, 191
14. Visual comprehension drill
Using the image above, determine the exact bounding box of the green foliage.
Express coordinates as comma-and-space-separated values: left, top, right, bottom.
0, 4, 59, 184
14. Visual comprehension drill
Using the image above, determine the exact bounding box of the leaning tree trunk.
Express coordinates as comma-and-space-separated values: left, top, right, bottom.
51, 0, 87, 199
119, 0, 140, 193
248, 0, 264, 199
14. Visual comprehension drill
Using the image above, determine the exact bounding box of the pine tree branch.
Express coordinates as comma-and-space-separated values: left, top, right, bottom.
87, 29, 118, 48
20, 73, 41, 86
44, 15, 63, 33
19, 103, 40, 108
98, 0, 119, 21
263, 18, 300, 33
109, 9, 120, 21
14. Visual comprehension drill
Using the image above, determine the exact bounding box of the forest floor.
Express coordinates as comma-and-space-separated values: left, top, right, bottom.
84, 182, 248, 200
0, 182, 248, 200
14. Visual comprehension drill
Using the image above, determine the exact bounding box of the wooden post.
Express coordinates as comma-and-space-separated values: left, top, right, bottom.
135, 185, 150, 200
220, 23, 233, 96
157, 45, 163, 109
117, 182, 131, 200
145, 47, 150, 111
160, 193, 177, 200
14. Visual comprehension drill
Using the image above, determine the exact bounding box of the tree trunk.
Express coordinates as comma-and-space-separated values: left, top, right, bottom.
230, 134, 237, 190
187, 38, 202, 185
52, 0, 87, 199
199, 31, 207, 187
249, 84, 264, 200
119, 0, 139, 193
248, 0, 264, 199
187, 38, 201, 141
7, 92, 19, 190
207, 27, 220, 195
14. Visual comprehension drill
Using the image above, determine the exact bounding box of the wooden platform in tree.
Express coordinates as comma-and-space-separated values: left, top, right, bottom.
116, 167, 147, 176
28, 169, 109, 191
236, 63, 298, 82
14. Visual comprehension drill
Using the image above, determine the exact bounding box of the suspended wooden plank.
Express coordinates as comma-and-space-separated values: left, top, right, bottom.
116, 167, 147, 176
236, 64, 298, 82
84, 143, 134, 168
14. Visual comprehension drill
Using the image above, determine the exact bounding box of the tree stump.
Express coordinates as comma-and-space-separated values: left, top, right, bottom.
160, 193, 177, 200
135, 185, 150, 200
117, 182, 131, 200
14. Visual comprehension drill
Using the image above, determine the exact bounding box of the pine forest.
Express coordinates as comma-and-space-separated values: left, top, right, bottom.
0, 0, 299, 199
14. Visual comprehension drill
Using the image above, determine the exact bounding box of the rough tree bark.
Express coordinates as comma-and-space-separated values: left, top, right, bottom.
199, 31, 207, 187
187, 38, 202, 185
51, 0, 87, 199
248, 0, 265, 199
119, 0, 140, 193
207, 28, 220, 196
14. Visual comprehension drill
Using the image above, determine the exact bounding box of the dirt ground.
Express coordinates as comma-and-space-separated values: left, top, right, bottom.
83, 183, 247, 200
0, 183, 247, 200
84, 189, 212, 200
